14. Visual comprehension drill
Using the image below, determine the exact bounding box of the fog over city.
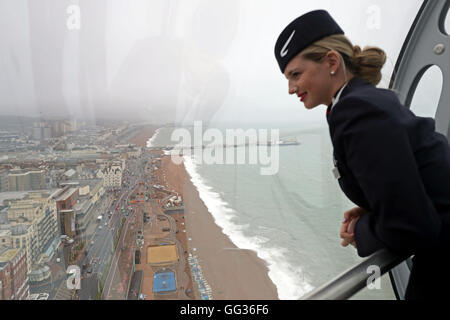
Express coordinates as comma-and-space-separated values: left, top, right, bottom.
0, 0, 427, 125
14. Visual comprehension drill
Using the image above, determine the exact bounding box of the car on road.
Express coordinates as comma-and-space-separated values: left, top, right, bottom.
105, 222, 108, 226
99, 226, 102, 230
87, 266, 93, 274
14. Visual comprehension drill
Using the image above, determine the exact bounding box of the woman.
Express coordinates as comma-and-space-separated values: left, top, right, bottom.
274, 10, 450, 300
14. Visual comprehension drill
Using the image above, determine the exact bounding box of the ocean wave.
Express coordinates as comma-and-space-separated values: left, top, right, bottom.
183, 156, 314, 300
146, 128, 162, 148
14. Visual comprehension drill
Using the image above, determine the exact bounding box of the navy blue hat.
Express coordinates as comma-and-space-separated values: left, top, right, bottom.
275, 10, 344, 74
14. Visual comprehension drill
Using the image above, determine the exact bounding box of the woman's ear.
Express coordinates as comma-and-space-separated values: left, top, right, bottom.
326, 50, 341, 72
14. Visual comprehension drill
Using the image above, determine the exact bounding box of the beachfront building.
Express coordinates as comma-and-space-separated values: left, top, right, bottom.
2, 191, 59, 273
0, 246, 29, 300
121, 145, 142, 159
99, 162, 123, 189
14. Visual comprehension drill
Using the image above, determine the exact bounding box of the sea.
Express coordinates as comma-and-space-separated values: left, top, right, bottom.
147, 123, 396, 300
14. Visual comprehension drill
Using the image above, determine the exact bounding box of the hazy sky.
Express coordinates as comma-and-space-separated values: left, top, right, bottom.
0, 0, 430, 126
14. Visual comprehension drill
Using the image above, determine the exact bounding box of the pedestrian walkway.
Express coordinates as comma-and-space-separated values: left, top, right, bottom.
53, 282, 74, 300
127, 270, 143, 300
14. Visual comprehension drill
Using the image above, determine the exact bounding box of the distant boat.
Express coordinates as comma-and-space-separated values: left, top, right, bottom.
274, 138, 300, 146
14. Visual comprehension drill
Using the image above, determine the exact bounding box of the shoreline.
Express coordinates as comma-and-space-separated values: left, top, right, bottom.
144, 127, 278, 299
182, 166, 279, 299
160, 155, 278, 299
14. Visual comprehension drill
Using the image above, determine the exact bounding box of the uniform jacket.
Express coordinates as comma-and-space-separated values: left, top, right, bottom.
326, 77, 450, 261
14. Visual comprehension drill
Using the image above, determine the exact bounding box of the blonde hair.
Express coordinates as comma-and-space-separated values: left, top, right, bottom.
300, 34, 387, 86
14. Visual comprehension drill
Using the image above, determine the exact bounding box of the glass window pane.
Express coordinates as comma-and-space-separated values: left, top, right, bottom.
410, 66, 443, 119
0, 0, 427, 301
445, 4, 450, 35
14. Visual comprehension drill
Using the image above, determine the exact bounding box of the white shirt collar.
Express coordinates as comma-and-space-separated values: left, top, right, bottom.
331, 82, 349, 110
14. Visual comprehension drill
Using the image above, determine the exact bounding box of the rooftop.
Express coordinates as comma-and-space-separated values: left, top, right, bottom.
0, 247, 19, 263
0, 190, 60, 206
10, 224, 30, 235
0, 209, 8, 224
74, 197, 91, 213
54, 187, 78, 202
64, 169, 76, 178
0, 229, 11, 237
0, 191, 30, 206
60, 179, 101, 189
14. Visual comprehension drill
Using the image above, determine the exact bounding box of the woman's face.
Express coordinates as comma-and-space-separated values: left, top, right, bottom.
284, 53, 337, 109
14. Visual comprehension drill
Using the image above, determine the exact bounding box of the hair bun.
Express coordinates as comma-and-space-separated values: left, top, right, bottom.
353, 45, 362, 57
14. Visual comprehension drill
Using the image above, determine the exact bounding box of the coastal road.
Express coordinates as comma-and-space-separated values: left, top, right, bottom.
102, 200, 138, 299
66, 154, 146, 300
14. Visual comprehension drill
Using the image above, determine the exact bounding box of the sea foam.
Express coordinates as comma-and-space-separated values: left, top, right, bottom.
183, 156, 314, 300
146, 128, 162, 148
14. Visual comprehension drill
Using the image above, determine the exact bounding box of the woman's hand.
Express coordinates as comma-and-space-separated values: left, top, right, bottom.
340, 207, 366, 248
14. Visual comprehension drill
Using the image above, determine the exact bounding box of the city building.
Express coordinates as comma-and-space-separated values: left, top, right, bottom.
28, 264, 51, 283
8, 169, 46, 191
99, 162, 123, 189
53, 187, 79, 239
9, 225, 35, 274
127, 147, 142, 159
2, 191, 60, 273
60, 179, 104, 236
32, 122, 53, 141
115, 144, 142, 159
0, 169, 9, 192
0, 246, 29, 300
0, 256, 12, 300
0, 230, 11, 248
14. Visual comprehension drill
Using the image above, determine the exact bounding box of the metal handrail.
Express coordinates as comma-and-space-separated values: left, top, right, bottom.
300, 249, 409, 300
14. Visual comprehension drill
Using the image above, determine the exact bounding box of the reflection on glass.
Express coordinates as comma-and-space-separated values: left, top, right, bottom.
410, 65, 443, 119
0, 0, 424, 301
444, 3, 450, 35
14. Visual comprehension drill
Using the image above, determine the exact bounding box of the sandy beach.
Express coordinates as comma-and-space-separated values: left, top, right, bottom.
133, 126, 278, 300
162, 156, 279, 300
129, 126, 157, 148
